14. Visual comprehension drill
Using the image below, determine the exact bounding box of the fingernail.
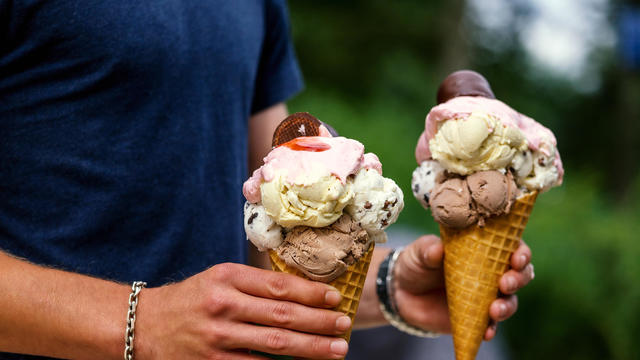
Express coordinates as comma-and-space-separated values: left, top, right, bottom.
531, 264, 536, 280
499, 303, 507, 317
507, 277, 517, 292
331, 339, 348, 356
519, 255, 528, 267
336, 316, 352, 332
325, 289, 342, 305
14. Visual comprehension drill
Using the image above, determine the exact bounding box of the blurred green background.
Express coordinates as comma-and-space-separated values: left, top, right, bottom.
287, 0, 640, 359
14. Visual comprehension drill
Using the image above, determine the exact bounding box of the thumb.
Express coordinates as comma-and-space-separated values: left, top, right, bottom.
394, 235, 445, 295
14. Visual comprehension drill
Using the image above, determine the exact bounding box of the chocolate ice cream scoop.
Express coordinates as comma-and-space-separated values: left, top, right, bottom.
276, 214, 369, 282
430, 177, 477, 228
467, 170, 519, 225
436, 70, 496, 104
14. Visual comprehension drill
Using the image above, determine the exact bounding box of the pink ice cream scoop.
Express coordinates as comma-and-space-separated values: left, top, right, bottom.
243, 136, 382, 204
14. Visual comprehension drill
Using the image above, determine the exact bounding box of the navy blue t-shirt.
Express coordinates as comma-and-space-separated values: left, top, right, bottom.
0, 0, 302, 357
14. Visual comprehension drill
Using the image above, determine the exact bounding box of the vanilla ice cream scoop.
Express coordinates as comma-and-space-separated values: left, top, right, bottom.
429, 112, 527, 175
261, 173, 354, 228
346, 169, 404, 243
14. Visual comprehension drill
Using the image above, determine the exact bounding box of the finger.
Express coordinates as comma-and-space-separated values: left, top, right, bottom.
413, 235, 444, 270
395, 235, 445, 294
236, 294, 351, 335
511, 240, 532, 271
484, 321, 498, 341
489, 295, 518, 322
225, 323, 349, 359
499, 264, 534, 295
219, 264, 342, 308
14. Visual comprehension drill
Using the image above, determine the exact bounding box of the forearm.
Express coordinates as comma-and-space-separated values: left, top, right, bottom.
353, 247, 392, 329
0, 251, 130, 359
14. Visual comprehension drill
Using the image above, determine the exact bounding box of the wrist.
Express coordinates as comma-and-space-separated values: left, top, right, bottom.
127, 284, 164, 360
122, 281, 147, 360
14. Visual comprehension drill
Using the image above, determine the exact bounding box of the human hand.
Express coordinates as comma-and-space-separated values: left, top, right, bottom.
135, 263, 352, 359
392, 235, 534, 340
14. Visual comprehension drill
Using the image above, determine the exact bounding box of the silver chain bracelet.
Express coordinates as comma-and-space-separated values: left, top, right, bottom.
124, 281, 147, 360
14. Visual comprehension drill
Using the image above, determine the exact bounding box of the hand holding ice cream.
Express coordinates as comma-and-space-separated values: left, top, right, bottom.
242, 113, 403, 357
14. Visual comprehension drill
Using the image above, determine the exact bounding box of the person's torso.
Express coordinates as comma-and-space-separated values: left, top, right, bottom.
0, 0, 265, 287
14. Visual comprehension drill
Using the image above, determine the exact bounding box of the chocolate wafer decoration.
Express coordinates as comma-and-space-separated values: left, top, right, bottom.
436, 70, 496, 104
272, 112, 338, 147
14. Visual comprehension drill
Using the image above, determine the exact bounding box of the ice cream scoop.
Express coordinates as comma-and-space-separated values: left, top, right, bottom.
427, 170, 519, 228
244, 202, 284, 251
346, 168, 404, 243
510, 150, 534, 180
276, 214, 369, 282
467, 170, 519, 223
521, 147, 562, 192
430, 177, 477, 228
260, 172, 354, 228
428, 112, 528, 175
411, 160, 446, 209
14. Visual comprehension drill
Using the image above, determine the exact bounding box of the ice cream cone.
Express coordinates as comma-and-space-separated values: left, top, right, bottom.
440, 191, 537, 360
268, 243, 375, 359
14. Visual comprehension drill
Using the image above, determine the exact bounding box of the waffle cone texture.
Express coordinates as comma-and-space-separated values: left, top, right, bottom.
268, 243, 374, 358
440, 191, 538, 360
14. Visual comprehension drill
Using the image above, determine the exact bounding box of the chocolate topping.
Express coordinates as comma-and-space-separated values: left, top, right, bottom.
272, 112, 322, 147
436, 70, 496, 104
271, 112, 339, 147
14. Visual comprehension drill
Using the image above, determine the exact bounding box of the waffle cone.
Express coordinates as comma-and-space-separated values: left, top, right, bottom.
268, 243, 374, 359
440, 191, 537, 360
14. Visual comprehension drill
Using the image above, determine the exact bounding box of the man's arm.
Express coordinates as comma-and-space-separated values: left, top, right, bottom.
0, 249, 354, 360
0, 251, 129, 359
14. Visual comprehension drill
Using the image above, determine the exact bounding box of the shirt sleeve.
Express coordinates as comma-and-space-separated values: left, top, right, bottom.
251, 0, 304, 114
